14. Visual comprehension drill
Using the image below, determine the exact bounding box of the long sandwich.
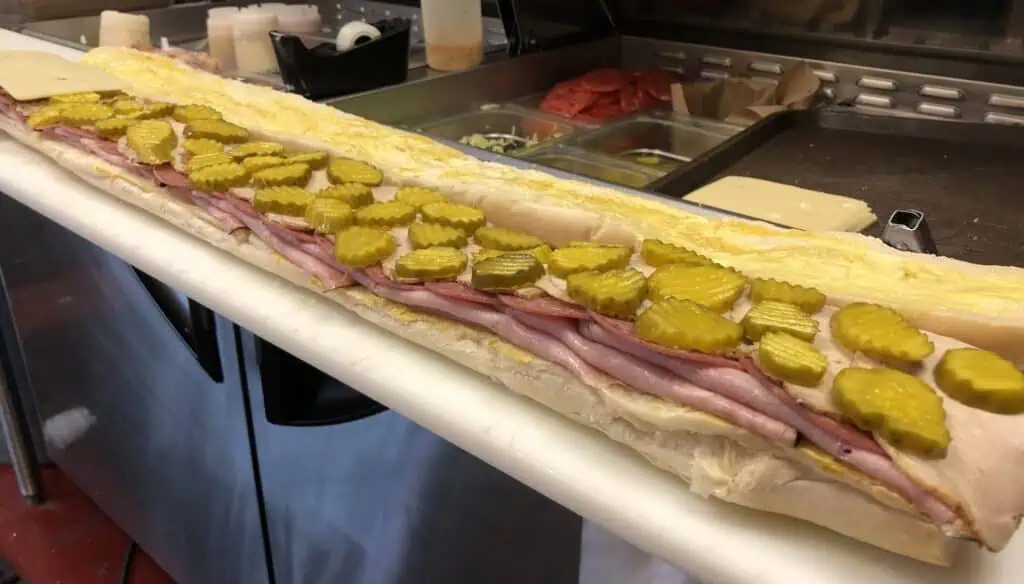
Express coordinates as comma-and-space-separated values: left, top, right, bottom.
1, 47, 1023, 566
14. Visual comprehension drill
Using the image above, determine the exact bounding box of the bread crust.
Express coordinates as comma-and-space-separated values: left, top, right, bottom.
0, 116, 968, 565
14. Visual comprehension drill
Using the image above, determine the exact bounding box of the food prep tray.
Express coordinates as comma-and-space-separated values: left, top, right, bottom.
575, 113, 742, 175
415, 105, 580, 156
523, 145, 664, 189
653, 108, 1024, 266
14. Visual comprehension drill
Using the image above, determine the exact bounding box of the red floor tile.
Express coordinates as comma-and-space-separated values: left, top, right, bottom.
0, 465, 175, 583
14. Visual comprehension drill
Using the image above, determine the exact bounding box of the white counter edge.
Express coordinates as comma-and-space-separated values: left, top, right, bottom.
0, 29, 1019, 584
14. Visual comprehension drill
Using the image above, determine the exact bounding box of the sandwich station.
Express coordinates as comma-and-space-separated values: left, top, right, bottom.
0, 2, 1022, 584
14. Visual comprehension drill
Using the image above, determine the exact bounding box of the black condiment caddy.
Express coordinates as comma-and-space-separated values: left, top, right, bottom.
270, 18, 412, 101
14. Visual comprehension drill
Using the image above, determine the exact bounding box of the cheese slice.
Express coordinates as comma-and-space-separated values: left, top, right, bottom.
684, 176, 877, 232
0, 51, 128, 101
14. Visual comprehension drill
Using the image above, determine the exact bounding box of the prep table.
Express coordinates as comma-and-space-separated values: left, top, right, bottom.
1, 28, 1023, 584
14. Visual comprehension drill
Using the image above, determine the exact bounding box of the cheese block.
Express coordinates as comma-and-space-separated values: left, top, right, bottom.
0, 51, 128, 101
684, 176, 877, 232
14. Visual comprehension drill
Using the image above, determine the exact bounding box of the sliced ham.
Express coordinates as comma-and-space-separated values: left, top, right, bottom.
365, 266, 420, 290
499, 295, 589, 320
154, 164, 191, 188
588, 311, 744, 369
350, 270, 610, 389
424, 282, 498, 306
507, 309, 798, 447
580, 320, 791, 424
736, 357, 885, 456
188, 190, 245, 234
214, 199, 352, 290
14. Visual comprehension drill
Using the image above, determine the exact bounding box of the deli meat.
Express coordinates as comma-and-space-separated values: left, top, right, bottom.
498, 295, 589, 320
508, 309, 799, 447
215, 199, 352, 290
424, 282, 498, 306
351, 269, 611, 389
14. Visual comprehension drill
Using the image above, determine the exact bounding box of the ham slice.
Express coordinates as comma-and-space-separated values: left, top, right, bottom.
154, 164, 191, 188
188, 190, 245, 234
588, 311, 744, 369
213, 199, 352, 290
499, 295, 589, 320
424, 282, 498, 306
507, 309, 798, 447
350, 269, 610, 389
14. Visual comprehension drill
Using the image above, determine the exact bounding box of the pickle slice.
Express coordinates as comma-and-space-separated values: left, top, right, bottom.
124, 102, 174, 120
283, 151, 329, 170
420, 202, 486, 233
549, 245, 631, 278
305, 199, 354, 235
355, 201, 417, 229
395, 186, 445, 209
241, 155, 287, 174
647, 265, 746, 313
408, 222, 469, 249
635, 298, 743, 354
472, 252, 545, 292
832, 367, 950, 458
50, 92, 102, 104
59, 103, 113, 127
251, 162, 312, 188
187, 162, 249, 192
126, 119, 177, 165
93, 117, 135, 139
326, 158, 383, 186
934, 348, 1024, 415
316, 184, 374, 208
172, 104, 223, 124
759, 332, 829, 387
26, 104, 65, 130
750, 278, 827, 315
474, 245, 552, 266
111, 98, 144, 116
186, 119, 249, 143
333, 226, 396, 267
231, 141, 286, 159
187, 152, 235, 173
567, 269, 648, 319
182, 137, 225, 157
394, 247, 468, 282
641, 239, 714, 267
253, 186, 315, 217
474, 226, 546, 251
831, 303, 934, 364
742, 300, 819, 342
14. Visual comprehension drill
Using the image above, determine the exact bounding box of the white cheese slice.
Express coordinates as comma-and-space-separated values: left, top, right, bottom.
0, 51, 128, 101
683, 176, 877, 233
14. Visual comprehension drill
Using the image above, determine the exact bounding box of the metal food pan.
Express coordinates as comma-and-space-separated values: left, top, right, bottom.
510, 91, 674, 127
574, 114, 742, 170
523, 146, 664, 189
414, 106, 580, 156
652, 107, 1024, 266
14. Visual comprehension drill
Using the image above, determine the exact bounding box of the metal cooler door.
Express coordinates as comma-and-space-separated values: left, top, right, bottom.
0, 195, 270, 584
242, 333, 584, 584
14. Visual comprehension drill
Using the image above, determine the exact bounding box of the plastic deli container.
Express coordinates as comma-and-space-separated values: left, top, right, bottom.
98, 10, 150, 48
261, 3, 323, 36
420, 0, 484, 72
233, 8, 280, 75
207, 6, 240, 72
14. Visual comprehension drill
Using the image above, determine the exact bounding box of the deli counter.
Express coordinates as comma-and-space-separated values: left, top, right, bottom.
1, 2, 1024, 584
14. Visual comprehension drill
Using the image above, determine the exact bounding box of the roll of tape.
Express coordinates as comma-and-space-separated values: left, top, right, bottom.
335, 21, 382, 51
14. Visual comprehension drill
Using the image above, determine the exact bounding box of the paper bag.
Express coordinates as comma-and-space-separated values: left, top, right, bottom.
672, 61, 822, 125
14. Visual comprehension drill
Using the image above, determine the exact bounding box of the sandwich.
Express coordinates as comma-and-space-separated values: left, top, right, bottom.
1, 47, 1023, 566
